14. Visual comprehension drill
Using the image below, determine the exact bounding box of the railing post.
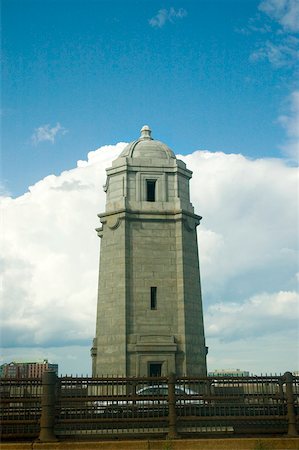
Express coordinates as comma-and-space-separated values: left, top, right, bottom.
168, 372, 178, 439
284, 371, 298, 436
38, 370, 58, 442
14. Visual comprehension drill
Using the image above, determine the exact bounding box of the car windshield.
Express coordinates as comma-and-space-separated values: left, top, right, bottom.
137, 386, 194, 396
138, 387, 168, 396
175, 388, 188, 395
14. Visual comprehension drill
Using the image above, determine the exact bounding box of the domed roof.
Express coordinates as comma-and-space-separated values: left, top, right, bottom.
119, 126, 176, 160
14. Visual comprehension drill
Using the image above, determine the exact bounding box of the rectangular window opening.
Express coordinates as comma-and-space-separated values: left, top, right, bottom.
149, 363, 162, 377
146, 180, 156, 202
150, 287, 157, 310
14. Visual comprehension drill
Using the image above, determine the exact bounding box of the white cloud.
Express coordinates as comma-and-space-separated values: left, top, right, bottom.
259, 0, 299, 32
249, 2, 299, 68
180, 151, 298, 300
31, 122, 68, 145
278, 90, 299, 160
248, 4, 299, 161
245, 3, 299, 161
206, 291, 299, 340
249, 36, 299, 67
1, 144, 298, 374
1, 143, 123, 350
149, 7, 187, 28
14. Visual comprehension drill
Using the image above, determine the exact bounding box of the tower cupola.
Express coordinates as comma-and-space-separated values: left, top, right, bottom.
119, 125, 176, 160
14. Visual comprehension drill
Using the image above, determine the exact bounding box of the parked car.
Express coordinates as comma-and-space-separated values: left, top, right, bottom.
94, 384, 204, 416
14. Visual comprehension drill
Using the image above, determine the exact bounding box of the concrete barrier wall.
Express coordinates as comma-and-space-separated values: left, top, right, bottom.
1, 438, 299, 450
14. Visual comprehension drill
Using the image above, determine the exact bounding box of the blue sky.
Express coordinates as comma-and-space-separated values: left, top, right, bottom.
1, 0, 298, 375
2, 0, 298, 197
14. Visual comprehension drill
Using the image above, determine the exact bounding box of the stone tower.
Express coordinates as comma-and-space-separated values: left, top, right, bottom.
91, 126, 207, 377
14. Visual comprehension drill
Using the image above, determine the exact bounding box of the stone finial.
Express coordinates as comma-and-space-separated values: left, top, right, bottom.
140, 125, 152, 140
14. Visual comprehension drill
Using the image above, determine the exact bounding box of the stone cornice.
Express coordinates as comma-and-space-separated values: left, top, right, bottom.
98, 208, 202, 223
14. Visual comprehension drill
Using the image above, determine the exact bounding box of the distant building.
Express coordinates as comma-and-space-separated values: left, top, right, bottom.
0, 359, 58, 378
208, 368, 250, 377
0, 363, 8, 378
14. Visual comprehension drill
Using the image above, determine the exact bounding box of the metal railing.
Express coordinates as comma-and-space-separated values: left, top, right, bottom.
0, 377, 42, 439
0, 372, 298, 441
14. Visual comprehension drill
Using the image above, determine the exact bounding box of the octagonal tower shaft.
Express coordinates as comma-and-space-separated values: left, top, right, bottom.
92, 127, 207, 376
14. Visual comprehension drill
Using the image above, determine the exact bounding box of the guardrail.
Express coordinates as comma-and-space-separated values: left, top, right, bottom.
0, 376, 42, 439
0, 372, 298, 441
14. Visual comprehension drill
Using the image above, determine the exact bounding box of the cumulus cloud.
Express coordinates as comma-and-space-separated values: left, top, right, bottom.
31, 122, 68, 145
181, 150, 298, 298
1, 143, 298, 373
259, 0, 299, 32
206, 291, 299, 341
278, 90, 299, 159
0, 143, 123, 350
149, 7, 187, 28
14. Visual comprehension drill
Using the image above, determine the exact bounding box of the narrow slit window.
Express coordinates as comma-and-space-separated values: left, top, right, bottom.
150, 287, 157, 310
146, 180, 156, 202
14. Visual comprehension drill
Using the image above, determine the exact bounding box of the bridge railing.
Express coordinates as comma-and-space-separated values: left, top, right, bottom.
0, 372, 298, 441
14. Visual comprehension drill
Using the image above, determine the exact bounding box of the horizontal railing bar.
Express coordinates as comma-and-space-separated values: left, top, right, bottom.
0, 398, 41, 404
57, 417, 169, 424
59, 376, 169, 382
0, 433, 38, 439
178, 415, 287, 421
0, 419, 40, 424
